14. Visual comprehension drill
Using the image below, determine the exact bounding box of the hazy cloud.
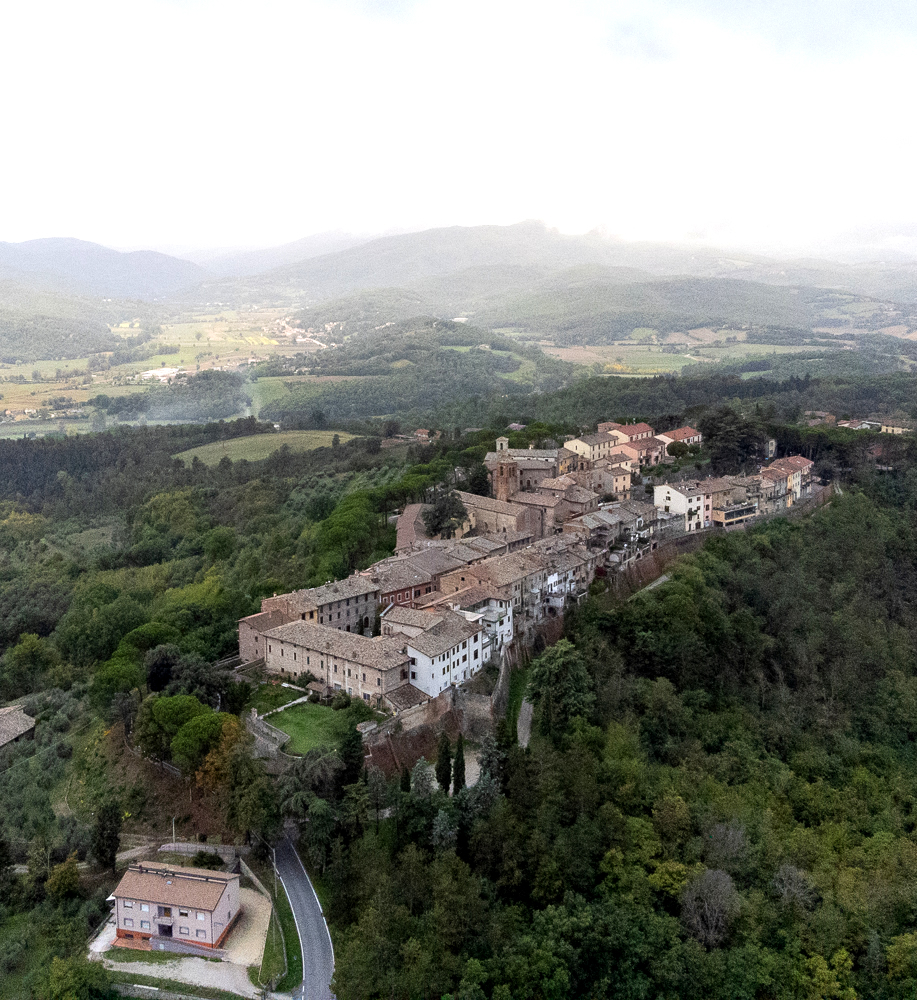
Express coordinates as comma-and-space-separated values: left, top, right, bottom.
0, 0, 915, 254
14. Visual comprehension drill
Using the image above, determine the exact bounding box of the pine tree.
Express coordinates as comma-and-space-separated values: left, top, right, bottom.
453, 733, 466, 795
435, 731, 452, 792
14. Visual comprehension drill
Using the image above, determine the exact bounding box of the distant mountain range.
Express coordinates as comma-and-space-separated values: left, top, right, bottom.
6, 223, 917, 346
0, 238, 207, 299
181, 231, 376, 277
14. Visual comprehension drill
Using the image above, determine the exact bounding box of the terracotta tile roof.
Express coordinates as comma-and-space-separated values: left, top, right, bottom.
455, 491, 527, 516
563, 486, 599, 504
767, 455, 814, 473
385, 684, 429, 711
367, 562, 431, 594
513, 492, 563, 508
619, 422, 655, 437
660, 425, 700, 441
0, 706, 35, 747
406, 609, 481, 658
484, 448, 559, 463
400, 548, 467, 575
263, 621, 410, 671
539, 475, 578, 490
274, 575, 380, 613
114, 862, 237, 912
382, 606, 441, 629
240, 610, 287, 632
396, 504, 429, 551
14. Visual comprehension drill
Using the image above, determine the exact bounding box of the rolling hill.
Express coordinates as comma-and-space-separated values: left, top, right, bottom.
0, 237, 207, 298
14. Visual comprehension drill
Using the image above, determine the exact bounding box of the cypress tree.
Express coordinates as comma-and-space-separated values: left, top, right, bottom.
91, 801, 122, 873
435, 731, 452, 792
452, 733, 466, 795
400, 766, 411, 793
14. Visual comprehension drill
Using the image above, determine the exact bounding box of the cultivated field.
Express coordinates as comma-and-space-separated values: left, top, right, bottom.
173, 430, 355, 466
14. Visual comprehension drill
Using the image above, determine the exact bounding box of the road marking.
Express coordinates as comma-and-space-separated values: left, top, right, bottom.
275, 867, 306, 997
285, 838, 335, 972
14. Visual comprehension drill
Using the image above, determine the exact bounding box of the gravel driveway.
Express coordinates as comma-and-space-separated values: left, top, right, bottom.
224, 888, 271, 966
103, 954, 259, 999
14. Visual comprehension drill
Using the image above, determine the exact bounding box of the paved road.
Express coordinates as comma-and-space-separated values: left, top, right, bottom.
274, 838, 335, 1000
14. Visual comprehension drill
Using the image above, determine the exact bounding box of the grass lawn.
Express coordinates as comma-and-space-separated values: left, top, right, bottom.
249, 909, 286, 988
172, 430, 355, 466
251, 682, 305, 716
104, 948, 178, 964
269, 702, 351, 754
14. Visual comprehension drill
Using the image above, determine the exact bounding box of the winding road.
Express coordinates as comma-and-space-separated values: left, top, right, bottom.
274, 838, 335, 1000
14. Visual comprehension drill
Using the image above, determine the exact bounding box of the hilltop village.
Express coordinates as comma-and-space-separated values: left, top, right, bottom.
238, 421, 815, 715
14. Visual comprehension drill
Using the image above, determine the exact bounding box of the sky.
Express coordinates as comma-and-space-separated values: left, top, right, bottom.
2, 0, 917, 256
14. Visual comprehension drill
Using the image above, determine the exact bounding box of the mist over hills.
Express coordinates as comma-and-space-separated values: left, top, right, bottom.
181, 230, 375, 277
0, 238, 207, 299
5, 222, 917, 355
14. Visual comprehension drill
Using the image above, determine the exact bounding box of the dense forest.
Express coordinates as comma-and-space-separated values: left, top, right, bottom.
0, 284, 169, 363
323, 481, 917, 1000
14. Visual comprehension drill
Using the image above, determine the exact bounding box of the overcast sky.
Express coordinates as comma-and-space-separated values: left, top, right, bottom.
2, 0, 916, 254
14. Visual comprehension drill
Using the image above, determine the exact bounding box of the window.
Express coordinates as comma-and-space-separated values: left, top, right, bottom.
141, 921, 150, 930
124, 901, 133, 909
197, 912, 206, 921
411, 671, 417, 680
462, 641, 467, 649
179, 909, 189, 917
179, 927, 189, 935
362, 673, 366, 682
320, 616, 324, 624
140, 904, 149, 912
377, 678, 381, 686
462, 654, 467, 663
474, 650, 479, 659
363, 693, 370, 701
197, 929, 206, 939
123, 918, 134, 928
268, 645, 272, 653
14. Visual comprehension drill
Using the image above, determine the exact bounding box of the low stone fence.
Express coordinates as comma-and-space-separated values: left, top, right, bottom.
150, 935, 226, 960
245, 709, 292, 755
158, 841, 245, 862
113, 986, 214, 1000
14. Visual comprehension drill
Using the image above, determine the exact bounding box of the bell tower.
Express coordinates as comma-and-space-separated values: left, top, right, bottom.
495, 460, 519, 502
